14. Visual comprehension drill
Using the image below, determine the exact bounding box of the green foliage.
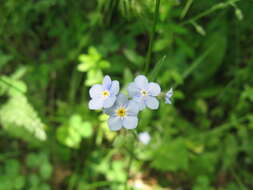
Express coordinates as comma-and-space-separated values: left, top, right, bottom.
0, 159, 25, 190
0, 152, 52, 190
78, 46, 111, 86
1, 0, 253, 189
152, 138, 189, 171
57, 114, 93, 148
0, 76, 46, 142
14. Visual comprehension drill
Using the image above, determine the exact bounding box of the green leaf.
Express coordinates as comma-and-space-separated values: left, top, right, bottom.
57, 114, 93, 148
14, 176, 25, 189
39, 184, 51, 190
151, 138, 189, 171
39, 162, 53, 180
0, 52, 13, 70
123, 49, 144, 66
26, 153, 40, 168
85, 69, 103, 86
79, 121, 93, 137
0, 94, 47, 141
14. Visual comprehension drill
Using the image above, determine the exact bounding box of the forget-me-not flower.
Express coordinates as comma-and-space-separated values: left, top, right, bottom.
165, 88, 173, 104
138, 132, 151, 145
89, 75, 119, 110
128, 75, 161, 110
104, 94, 139, 131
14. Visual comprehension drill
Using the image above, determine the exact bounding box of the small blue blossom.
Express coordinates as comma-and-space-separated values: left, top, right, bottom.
138, 132, 151, 145
128, 75, 161, 110
165, 88, 173, 104
104, 94, 139, 131
89, 75, 119, 110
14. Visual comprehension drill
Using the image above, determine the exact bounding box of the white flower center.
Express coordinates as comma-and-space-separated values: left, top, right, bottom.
140, 90, 148, 96
101, 90, 110, 98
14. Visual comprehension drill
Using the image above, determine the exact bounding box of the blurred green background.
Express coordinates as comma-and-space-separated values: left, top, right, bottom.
0, 0, 253, 189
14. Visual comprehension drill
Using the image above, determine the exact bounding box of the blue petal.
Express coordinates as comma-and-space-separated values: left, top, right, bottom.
103, 96, 116, 108
146, 96, 159, 110
134, 75, 148, 89
165, 98, 172, 104
147, 82, 161, 96
127, 100, 139, 115
108, 116, 122, 131
89, 98, 103, 110
103, 105, 115, 115
110, 81, 119, 95
128, 82, 139, 97
123, 116, 138, 129
165, 88, 173, 104
89, 84, 103, 98
132, 97, 145, 110
166, 88, 173, 97
103, 75, 112, 89
116, 94, 128, 105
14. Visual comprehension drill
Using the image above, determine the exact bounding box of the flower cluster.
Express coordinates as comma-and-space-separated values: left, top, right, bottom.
88, 75, 173, 131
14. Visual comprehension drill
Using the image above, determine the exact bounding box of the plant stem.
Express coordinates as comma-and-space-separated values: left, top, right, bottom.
181, 0, 240, 25
124, 154, 134, 190
124, 130, 137, 190
180, 0, 194, 19
144, 0, 160, 74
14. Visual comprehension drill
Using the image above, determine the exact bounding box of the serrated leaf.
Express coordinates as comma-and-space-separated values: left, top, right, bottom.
0, 94, 46, 141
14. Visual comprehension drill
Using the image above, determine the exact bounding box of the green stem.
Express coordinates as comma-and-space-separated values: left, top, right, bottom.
180, 0, 194, 19
181, 0, 240, 25
124, 154, 134, 190
144, 0, 161, 74
172, 45, 214, 89
124, 130, 137, 190
68, 69, 82, 105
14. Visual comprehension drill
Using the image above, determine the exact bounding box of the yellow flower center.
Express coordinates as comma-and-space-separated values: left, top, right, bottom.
102, 90, 110, 98
140, 90, 148, 96
116, 108, 126, 117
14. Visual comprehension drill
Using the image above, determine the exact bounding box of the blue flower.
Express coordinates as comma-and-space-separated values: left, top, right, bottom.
138, 132, 151, 145
128, 75, 161, 110
104, 94, 139, 131
165, 88, 173, 104
89, 75, 119, 110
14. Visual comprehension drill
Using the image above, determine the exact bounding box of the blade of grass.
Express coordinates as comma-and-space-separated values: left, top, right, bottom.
144, 0, 161, 74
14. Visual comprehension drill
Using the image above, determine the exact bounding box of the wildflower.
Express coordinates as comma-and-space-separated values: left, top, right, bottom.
104, 94, 139, 131
89, 75, 119, 110
138, 132, 151, 145
165, 88, 173, 104
128, 75, 161, 110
